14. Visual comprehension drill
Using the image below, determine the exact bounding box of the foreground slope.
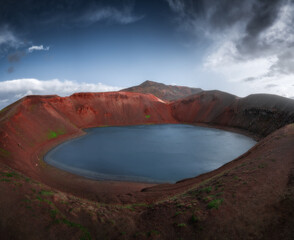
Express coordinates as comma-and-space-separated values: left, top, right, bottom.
0, 84, 294, 239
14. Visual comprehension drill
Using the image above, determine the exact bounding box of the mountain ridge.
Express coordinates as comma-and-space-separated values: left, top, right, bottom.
121, 80, 203, 101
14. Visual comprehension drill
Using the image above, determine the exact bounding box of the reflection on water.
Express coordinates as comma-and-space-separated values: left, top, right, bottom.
45, 124, 256, 183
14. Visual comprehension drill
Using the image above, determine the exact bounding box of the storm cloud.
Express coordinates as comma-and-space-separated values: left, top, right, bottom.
166, 0, 292, 54
165, 0, 294, 97
0, 0, 293, 110
0, 0, 143, 29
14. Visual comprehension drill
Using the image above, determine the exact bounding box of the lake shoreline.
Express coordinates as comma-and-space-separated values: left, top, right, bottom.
30, 122, 263, 204
44, 124, 256, 184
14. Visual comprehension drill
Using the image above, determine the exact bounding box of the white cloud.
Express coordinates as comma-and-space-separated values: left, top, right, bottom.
204, 39, 277, 82
0, 30, 17, 45
0, 78, 122, 110
0, 99, 9, 103
0, 26, 23, 56
244, 74, 294, 99
28, 45, 50, 53
78, 6, 144, 25
0, 28, 17, 46
165, 0, 185, 14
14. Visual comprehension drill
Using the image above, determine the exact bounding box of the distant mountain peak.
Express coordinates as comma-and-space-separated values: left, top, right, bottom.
122, 81, 202, 101
140, 80, 162, 86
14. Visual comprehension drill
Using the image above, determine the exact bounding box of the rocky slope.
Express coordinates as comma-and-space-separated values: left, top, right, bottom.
122, 80, 202, 101
0, 82, 294, 240
171, 91, 294, 136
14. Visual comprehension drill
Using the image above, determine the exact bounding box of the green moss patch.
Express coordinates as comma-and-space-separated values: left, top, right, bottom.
177, 223, 187, 227
0, 178, 11, 182
200, 186, 212, 193
39, 190, 54, 196
147, 230, 160, 237
0, 106, 9, 114
47, 129, 65, 140
49, 207, 91, 240
0, 148, 10, 157
48, 131, 57, 139
1, 172, 18, 178
207, 198, 223, 209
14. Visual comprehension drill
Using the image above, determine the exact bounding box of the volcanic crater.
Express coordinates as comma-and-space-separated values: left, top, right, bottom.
1, 81, 294, 240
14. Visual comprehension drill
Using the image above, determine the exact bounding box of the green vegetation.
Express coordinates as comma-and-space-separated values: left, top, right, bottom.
0, 106, 9, 114
36, 195, 43, 201
56, 217, 91, 240
47, 129, 65, 139
123, 205, 134, 210
203, 195, 214, 202
48, 131, 57, 139
258, 163, 267, 169
114, 202, 150, 211
190, 214, 198, 223
47, 200, 91, 240
0, 148, 10, 157
50, 209, 58, 219
214, 183, 223, 191
187, 185, 214, 197
0, 168, 31, 187
145, 115, 151, 118
176, 203, 185, 208
207, 198, 223, 209
1, 172, 14, 177
132, 203, 150, 208
177, 223, 187, 227
39, 190, 54, 196
147, 230, 160, 237
215, 192, 224, 197
174, 211, 182, 217
0, 178, 11, 182
0, 171, 21, 183
201, 186, 212, 193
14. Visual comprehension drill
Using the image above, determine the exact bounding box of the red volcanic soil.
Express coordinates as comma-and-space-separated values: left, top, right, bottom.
0, 92, 176, 203
0, 87, 294, 239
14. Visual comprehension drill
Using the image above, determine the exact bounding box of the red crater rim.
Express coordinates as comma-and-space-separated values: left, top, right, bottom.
1, 81, 294, 239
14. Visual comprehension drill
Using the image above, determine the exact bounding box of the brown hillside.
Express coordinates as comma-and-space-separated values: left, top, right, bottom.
171, 91, 294, 137
122, 80, 202, 101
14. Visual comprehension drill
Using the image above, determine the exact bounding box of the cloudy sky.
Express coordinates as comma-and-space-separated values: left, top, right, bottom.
0, 0, 294, 109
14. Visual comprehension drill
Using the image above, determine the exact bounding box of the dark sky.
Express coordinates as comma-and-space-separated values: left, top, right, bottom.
0, 0, 293, 109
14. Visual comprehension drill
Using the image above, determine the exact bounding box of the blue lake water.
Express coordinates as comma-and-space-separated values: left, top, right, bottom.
44, 124, 256, 183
